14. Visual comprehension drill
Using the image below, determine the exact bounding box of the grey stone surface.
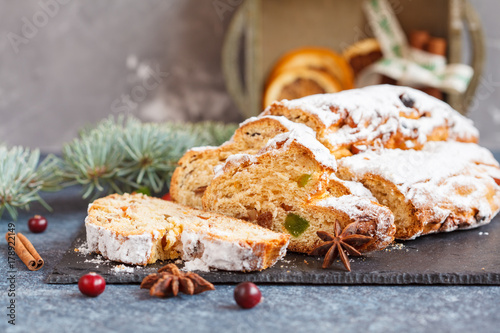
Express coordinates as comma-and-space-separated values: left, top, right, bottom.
0, 0, 498, 153
1, 173, 500, 333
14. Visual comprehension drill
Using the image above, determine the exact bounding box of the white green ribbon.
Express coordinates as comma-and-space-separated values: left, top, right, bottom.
360, 0, 473, 94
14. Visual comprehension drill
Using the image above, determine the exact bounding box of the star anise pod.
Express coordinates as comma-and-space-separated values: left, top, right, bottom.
309, 220, 373, 271
140, 264, 215, 297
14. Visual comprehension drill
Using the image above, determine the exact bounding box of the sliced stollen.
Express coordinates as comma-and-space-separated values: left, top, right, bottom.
202, 129, 396, 254
170, 115, 315, 209
171, 85, 480, 210
85, 193, 290, 271
336, 142, 500, 240
263, 84, 478, 158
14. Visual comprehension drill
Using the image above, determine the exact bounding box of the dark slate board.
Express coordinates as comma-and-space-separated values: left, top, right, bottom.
47, 214, 500, 285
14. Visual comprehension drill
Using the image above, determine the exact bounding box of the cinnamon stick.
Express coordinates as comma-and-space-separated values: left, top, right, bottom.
5, 232, 44, 271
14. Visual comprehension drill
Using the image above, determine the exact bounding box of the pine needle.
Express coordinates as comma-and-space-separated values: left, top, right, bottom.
0, 146, 62, 220
61, 116, 237, 199
0, 116, 237, 219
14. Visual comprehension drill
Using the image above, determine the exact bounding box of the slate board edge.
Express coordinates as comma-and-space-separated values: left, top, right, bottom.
47, 271, 500, 285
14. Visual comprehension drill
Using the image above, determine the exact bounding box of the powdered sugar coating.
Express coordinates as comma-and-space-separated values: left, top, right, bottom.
423, 141, 500, 167
188, 146, 219, 152
85, 219, 157, 265
338, 145, 500, 237
214, 129, 337, 179
339, 148, 466, 189
265, 99, 342, 128
269, 85, 478, 147
194, 115, 316, 156
239, 115, 315, 137
213, 153, 258, 178
180, 229, 288, 272
335, 177, 377, 201
316, 195, 394, 245
339, 146, 495, 194
111, 265, 136, 273
199, 116, 319, 180
448, 115, 479, 142
317, 195, 377, 215
263, 129, 337, 170
410, 173, 496, 225
325, 116, 399, 147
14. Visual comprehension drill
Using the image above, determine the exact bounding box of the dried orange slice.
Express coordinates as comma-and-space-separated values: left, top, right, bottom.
267, 47, 354, 90
263, 67, 342, 108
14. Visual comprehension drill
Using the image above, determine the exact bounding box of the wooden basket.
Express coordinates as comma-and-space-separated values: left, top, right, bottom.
222, 0, 485, 118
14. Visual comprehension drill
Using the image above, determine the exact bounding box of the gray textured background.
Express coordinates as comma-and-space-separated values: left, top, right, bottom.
0, 0, 498, 153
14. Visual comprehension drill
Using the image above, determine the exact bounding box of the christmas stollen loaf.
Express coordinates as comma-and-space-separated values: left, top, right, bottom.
170, 84, 497, 244
263, 84, 478, 158
171, 85, 479, 209
85, 193, 290, 271
202, 129, 396, 254
337, 141, 500, 239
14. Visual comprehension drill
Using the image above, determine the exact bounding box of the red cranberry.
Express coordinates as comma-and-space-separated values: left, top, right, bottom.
162, 193, 172, 201
234, 282, 262, 309
78, 272, 106, 297
28, 215, 48, 233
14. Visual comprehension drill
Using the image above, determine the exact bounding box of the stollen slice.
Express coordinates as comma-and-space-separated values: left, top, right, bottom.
85, 193, 290, 271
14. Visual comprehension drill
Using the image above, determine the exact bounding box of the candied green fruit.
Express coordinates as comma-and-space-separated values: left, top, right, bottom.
135, 186, 151, 196
297, 174, 311, 187
284, 213, 309, 237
